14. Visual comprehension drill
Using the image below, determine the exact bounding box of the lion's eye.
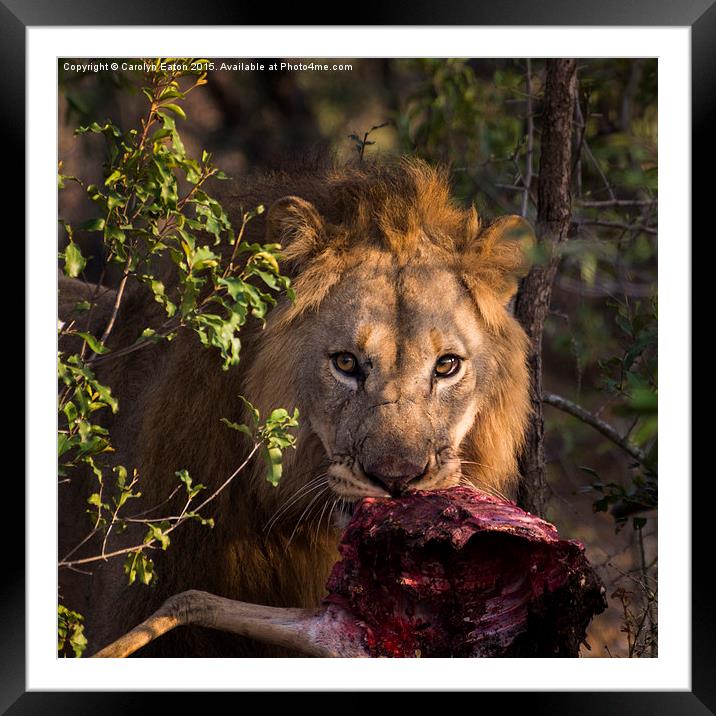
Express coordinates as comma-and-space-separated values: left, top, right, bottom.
434, 354, 461, 378
332, 352, 359, 376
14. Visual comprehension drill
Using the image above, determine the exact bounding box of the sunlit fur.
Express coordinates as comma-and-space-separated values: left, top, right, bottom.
59, 157, 533, 657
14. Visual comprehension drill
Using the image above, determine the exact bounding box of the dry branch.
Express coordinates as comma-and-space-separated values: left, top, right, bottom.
542, 391, 650, 467
573, 218, 657, 235
575, 199, 655, 208
521, 58, 534, 218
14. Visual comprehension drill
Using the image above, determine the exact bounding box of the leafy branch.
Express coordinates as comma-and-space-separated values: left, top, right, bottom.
57, 58, 298, 656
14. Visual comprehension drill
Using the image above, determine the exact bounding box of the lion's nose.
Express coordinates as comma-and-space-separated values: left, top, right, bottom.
362, 459, 427, 496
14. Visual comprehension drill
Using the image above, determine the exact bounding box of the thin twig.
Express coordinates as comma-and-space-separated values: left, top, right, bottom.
571, 81, 587, 195
542, 392, 651, 468
495, 182, 538, 206
521, 59, 534, 218
88, 323, 179, 367
95, 258, 132, 350
576, 199, 656, 208
59, 543, 159, 568
101, 475, 139, 558
59, 443, 261, 569
582, 138, 616, 202
225, 212, 251, 277
192, 442, 261, 514
60, 527, 100, 564
556, 275, 656, 298
573, 219, 657, 236
78, 264, 109, 362
129, 485, 183, 519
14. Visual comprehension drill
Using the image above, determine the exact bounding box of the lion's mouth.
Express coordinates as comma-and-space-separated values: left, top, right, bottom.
328, 453, 461, 505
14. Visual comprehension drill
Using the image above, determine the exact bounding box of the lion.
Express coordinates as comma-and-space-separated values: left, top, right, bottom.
59, 158, 534, 657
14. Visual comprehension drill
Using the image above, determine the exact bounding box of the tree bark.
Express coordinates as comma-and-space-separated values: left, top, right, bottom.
514, 59, 577, 517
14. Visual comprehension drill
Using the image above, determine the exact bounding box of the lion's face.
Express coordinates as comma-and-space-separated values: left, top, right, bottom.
245, 161, 533, 530
295, 254, 495, 504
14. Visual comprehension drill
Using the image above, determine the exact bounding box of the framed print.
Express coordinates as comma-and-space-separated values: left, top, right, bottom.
6, 0, 707, 711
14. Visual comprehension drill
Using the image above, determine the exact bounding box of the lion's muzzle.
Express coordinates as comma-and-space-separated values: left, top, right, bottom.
355, 400, 434, 497
360, 457, 428, 496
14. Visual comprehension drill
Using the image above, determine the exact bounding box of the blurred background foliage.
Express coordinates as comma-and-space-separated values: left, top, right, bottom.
59, 57, 658, 657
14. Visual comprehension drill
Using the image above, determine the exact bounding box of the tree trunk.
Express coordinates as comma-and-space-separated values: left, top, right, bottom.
514, 59, 577, 517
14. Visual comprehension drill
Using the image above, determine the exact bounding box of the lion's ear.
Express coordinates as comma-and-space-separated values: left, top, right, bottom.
468, 215, 535, 304
265, 195, 326, 267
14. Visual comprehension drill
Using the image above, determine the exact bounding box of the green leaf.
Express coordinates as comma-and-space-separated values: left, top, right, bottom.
179, 274, 204, 317
220, 417, 254, 439
176, 468, 205, 499
151, 127, 172, 143
139, 327, 169, 344
87, 493, 102, 508
263, 445, 284, 486
114, 465, 128, 487
63, 401, 78, 424
218, 277, 247, 302
75, 332, 109, 355
145, 523, 171, 551
58, 605, 87, 658
238, 396, 260, 427
191, 246, 219, 271
267, 408, 290, 423
253, 269, 279, 290
105, 169, 123, 186
146, 277, 168, 305
161, 103, 187, 119
104, 224, 126, 243
78, 217, 106, 233
159, 87, 185, 101
187, 512, 214, 528
58, 432, 72, 458
64, 241, 86, 278
124, 550, 155, 586
93, 382, 119, 413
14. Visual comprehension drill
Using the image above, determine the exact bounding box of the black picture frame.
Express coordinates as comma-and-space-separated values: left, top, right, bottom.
6, 2, 704, 712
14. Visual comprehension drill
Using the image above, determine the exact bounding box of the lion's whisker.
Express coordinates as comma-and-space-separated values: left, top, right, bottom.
326, 498, 339, 537
264, 481, 322, 536
266, 472, 328, 521
263, 474, 328, 535
312, 497, 331, 545
335, 498, 348, 530
459, 474, 510, 502
286, 486, 329, 550
308, 488, 332, 540
265, 486, 325, 537
458, 460, 512, 500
